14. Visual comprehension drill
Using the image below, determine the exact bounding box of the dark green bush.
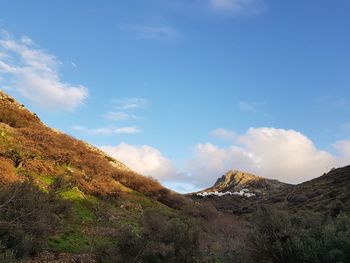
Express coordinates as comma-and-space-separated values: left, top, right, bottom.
248, 208, 350, 263
0, 241, 17, 263
104, 208, 202, 263
0, 181, 71, 258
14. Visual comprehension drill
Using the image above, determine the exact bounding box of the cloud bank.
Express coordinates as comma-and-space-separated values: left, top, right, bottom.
0, 32, 87, 111
187, 128, 346, 187
100, 127, 350, 193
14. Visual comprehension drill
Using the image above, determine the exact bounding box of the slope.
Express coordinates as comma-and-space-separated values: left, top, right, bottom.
0, 90, 186, 259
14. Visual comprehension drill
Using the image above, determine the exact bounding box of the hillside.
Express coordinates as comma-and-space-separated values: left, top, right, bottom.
0, 90, 180, 202
0, 90, 193, 262
264, 165, 350, 214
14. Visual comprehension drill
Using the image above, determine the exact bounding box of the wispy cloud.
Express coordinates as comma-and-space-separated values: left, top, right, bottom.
209, 0, 267, 15
105, 111, 138, 121
0, 31, 88, 111
211, 128, 238, 141
237, 101, 257, 112
71, 125, 141, 135
120, 25, 179, 40
114, 98, 149, 110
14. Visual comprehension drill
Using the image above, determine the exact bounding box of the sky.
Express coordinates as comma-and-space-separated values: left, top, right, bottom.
0, 0, 350, 193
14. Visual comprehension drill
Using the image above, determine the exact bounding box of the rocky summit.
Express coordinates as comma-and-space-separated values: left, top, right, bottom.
211, 170, 289, 194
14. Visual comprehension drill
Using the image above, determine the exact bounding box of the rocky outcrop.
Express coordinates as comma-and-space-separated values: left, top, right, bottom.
208, 170, 289, 195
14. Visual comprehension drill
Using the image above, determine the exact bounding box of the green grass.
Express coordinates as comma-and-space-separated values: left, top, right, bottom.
61, 187, 98, 222
0, 129, 12, 147
49, 187, 100, 252
48, 228, 91, 253
49, 185, 176, 254
37, 174, 55, 186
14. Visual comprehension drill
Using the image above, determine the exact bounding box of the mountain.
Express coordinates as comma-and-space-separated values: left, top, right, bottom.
203, 170, 289, 195
193, 166, 350, 216
191, 170, 289, 214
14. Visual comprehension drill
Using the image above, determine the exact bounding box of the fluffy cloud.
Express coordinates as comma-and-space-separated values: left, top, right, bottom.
0, 33, 87, 110
100, 143, 179, 181
100, 128, 350, 193
71, 126, 141, 135
187, 128, 350, 187
210, 0, 266, 14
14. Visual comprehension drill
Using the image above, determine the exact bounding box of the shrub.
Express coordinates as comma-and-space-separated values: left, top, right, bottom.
0, 181, 71, 258
0, 157, 17, 184
248, 207, 350, 263
104, 208, 202, 263
0, 100, 40, 128
0, 241, 17, 263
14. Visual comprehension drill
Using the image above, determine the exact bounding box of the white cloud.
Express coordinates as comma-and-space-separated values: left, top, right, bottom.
0, 32, 87, 111
210, 0, 266, 14
71, 125, 141, 135
105, 111, 137, 121
186, 128, 350, 187
96, 128, 350, 193
100, 143, 179, 181
114, 98, 149, 110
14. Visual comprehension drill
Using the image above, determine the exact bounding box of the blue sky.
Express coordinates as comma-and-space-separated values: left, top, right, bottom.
1, 0, 350, 192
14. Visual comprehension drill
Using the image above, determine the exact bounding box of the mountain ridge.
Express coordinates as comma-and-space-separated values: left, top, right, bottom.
193, 165, 350, 216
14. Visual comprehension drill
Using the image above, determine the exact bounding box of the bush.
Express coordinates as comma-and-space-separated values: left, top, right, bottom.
0, 181, 71, 258
0, 241, 17, 263
0, 157, 17, 184
104, 208, 202, 263
248, 207, 350, 263
0, 99, 40, 128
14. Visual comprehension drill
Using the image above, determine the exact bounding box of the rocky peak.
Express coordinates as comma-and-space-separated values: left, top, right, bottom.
213, 170, 261, 189
205, 169, 290, 195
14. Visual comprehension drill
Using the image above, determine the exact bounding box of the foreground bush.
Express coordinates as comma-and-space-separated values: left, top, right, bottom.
102, 208, 202, 263
0, 181, 71, 258
0, 241, 17, 263
248, 208, 350, 263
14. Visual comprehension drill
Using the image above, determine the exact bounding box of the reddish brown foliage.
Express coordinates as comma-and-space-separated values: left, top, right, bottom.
22, 159, 56, 175
0, 93, 187, 207
0, 157, 17, 184
0, 99, 41, 128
